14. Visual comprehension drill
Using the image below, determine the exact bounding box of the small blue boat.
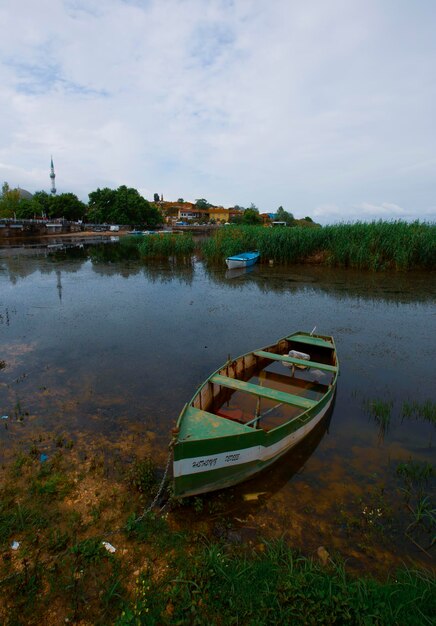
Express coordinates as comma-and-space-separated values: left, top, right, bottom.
225, 251, 260, 269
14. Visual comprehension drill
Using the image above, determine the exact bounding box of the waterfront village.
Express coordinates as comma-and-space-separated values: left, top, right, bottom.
0, 165, 316, 231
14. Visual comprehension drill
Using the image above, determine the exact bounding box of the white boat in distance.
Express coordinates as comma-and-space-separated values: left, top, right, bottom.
225, 251, 260, 269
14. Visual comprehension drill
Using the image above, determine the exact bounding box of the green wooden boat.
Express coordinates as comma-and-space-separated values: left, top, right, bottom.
173, 331, 338, 497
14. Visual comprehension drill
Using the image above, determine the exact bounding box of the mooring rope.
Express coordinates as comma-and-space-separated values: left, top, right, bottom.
104, 430, 178, 539
133, 445, 174, 523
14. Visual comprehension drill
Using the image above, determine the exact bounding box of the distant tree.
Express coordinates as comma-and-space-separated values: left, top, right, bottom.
304, 216, 313, 222
88, 186, 162, 226
195, 198, 211, 209
87, 187, 115, 223
0, 182, 21, 217
15, 198, 38, 219
153, 193, 160, 203
230, 214, 243, 224
49, 193, 87, 221
276, 206, 295, 226
32, 191, 53, 217
242, 206, 262, 225
233, 205, 245, 211
177, 198, 185, 203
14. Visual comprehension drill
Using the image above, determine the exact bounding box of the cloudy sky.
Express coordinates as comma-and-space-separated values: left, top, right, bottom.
1, 0, 435, 223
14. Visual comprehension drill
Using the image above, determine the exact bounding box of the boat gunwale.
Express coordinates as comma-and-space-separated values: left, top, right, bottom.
225, 250, 259, 262
176, 331, 338, 437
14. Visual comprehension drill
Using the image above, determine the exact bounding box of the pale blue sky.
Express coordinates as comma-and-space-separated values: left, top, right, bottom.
0, 0, 435, 223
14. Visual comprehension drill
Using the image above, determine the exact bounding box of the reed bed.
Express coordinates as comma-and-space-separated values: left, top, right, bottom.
201, 221, 436, 270
125, 233, 195, 258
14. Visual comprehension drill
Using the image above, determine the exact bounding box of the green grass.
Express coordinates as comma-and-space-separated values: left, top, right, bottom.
117, 539, 436, 625
1, 446, 436, 625
200, 221, 436, 270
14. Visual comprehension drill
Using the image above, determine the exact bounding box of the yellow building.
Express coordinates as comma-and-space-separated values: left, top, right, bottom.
208, 207, 230, 222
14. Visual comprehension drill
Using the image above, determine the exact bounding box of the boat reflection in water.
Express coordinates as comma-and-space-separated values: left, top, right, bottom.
225, 265, 255, 280
232, 401, 334, 504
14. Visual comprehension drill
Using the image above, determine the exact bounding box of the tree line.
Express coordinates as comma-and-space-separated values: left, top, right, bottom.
0, 183, 162, 227
0, 182, 311, 227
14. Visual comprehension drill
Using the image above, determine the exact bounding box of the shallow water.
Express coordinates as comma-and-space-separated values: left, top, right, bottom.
1, 240, 435, 573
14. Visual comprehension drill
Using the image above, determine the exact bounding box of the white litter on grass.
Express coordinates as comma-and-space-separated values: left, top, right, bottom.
102, 541, 116, 553
1, 415, 8, 420
11, 541, 20, 550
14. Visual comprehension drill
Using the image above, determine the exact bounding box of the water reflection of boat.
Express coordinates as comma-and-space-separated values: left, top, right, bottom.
225, 250, 260, 269
225, 265, 255, 280
173, 331, 338, 497
232, 402, 334, 505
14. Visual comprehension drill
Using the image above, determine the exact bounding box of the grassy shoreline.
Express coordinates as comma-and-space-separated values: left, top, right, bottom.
1, 446, 434, 625
200, 222, 436, 270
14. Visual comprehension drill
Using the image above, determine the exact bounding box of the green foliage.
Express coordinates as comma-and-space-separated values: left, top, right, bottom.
30, 460, 71, 499
49, 192, 86, 220
9, 189, 86, 220
200, 222, 436, 270
88, 186, 162, 226
242, 207, 262, 225
0, 181, 21, 217
396, 461, 434, 485
15, 198, 36, 219
402, 400, 436, 424
71, 537, 106, 563
0, 500, 48, 547
125, 512, 183, 550
32, 190, 52, 215
153, 193, 160, 202
276, 206, 295, 226
195, 198, 211, 209
364, 398, 393, 440
118, 540, 436, 625
396, 460, 435, 550
136, 233, 195, 258
127, 457, 158, 495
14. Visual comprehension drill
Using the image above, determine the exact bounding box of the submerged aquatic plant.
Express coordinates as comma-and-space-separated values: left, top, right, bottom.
396, 461, 434, 485
396, 460, 435, 553
364, 399, 393, 440
402, 400, 436, 425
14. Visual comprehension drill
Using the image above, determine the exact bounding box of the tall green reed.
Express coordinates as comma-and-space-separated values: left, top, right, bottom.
200, 221, 436, 270
135, 233, 195, 258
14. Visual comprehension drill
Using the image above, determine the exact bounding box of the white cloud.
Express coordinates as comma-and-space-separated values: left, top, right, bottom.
0, 0, 435, 222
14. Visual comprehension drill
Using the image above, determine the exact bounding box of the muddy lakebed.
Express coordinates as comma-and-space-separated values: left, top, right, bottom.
0, 239, 435, 575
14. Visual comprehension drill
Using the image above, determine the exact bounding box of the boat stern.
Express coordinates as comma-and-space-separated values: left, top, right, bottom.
173, 405, 262, 497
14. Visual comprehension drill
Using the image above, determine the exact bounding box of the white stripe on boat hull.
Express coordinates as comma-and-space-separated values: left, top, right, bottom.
174, 395, 333, 478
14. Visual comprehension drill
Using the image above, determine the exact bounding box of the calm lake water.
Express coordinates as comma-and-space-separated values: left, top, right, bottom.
1, 239, 435, 574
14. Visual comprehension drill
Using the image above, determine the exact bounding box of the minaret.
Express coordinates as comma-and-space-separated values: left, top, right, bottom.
50, 156, 56, 195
